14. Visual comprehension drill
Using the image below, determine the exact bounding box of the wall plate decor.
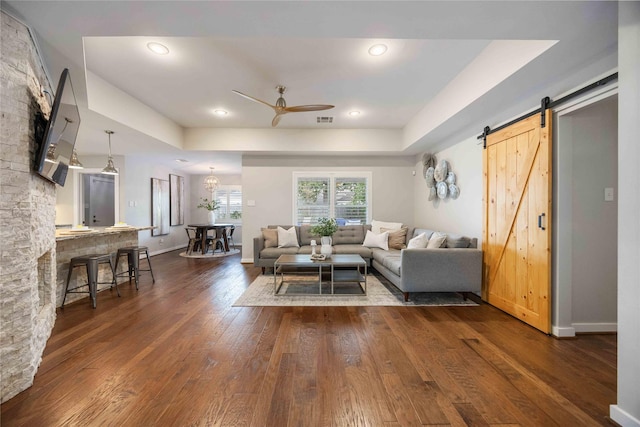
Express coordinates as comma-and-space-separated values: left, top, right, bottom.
169, 174, 184, 226
423, 154, 460, 201
151, 177, 170, 236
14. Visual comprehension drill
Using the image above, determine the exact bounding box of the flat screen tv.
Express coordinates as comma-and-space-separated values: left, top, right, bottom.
34, 68, 80, 186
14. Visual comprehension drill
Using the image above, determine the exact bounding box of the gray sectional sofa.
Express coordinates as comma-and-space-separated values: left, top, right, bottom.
253, 225, 482, 301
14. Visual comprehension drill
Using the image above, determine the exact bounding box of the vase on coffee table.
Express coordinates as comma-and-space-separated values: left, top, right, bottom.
320, 236, 332, 258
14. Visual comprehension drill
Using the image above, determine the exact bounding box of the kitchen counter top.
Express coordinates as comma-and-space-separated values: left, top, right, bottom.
55, 226, 154, 241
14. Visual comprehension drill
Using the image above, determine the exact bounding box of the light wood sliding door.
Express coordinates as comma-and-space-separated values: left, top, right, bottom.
483, 111, 552, 333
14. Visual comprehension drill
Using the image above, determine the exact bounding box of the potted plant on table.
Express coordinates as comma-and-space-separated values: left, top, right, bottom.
310, 217, 338, 258
197, 197, 220, 224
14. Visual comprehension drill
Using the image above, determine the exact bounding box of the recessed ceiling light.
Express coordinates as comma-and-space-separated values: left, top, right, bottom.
348, 111, 361, 117
368, 44, 388, 56
147, 42, 169, 55
214, 109, 228, 116
175, 159, 189, 163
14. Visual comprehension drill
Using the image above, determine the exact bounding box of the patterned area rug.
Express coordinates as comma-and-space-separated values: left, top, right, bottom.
179, 249, 240, 259
233, 273, 478, 307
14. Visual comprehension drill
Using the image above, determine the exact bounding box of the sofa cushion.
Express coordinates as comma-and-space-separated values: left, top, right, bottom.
371, 248, 401, 264
382, 227, 408, 250
277, 226, 300, 248
261, 228, 278, 248
260, 247, 301, 258
363, 230, 389, 250
426, 231, 447, 249
333, 244, 373, 259
445, 234, 471, 248
382, 254, 402, 276
371, 220, 402, 234
332, 225, 366, 245
412, 228, 435, 240
298, 225, 315, 246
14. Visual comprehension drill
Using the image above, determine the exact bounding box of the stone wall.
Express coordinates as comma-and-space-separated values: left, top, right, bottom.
1, 11, 58, 403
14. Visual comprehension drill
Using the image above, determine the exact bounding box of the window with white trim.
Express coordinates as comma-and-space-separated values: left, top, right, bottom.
293, 172, 371, 225
215, 185, 242, 223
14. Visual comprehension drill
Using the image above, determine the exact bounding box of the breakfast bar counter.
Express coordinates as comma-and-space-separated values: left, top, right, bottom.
55, 226, 153, 307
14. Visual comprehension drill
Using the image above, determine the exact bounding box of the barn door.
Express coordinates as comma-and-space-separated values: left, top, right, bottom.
483, 111, 552, 333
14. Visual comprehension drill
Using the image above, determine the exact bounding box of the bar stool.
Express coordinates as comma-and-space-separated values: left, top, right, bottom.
62, 254, 118, 309
114, 246, 155, 290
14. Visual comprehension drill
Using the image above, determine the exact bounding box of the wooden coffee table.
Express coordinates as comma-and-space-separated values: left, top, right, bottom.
273, 254, 367, 296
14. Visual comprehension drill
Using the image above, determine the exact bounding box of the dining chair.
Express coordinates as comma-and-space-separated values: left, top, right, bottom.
226, 225, 236, 250
211, 228, 227, 254
185, 227, 200, 254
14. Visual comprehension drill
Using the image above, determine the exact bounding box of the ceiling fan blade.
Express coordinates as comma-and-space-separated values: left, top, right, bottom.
272, 114, 284, 127
284, 104, 335, 113
232, 90, 276, 110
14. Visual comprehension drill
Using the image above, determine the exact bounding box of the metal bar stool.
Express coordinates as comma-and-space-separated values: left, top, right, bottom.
114, 246, 155, 290
62, 254, 118, 309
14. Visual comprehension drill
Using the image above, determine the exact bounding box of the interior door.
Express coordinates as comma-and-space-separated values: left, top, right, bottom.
87, 175, 115, 226
483, 111, 552, 333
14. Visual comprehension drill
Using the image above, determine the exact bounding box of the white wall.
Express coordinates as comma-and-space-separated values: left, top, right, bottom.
563, 98, 618, 332
413, 135, 483, 241
611, 3, 640, 426
123, 155, 192, 255
241, 155, 415, 262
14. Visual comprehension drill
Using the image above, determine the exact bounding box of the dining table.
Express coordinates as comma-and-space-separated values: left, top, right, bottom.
187, 223, 234, 255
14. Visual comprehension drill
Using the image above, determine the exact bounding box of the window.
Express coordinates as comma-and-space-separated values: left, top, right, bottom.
293, 172, 371, 225
215, 185, 242, 223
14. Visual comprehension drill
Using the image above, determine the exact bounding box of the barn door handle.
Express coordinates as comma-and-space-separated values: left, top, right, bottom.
538, 213, 546, 230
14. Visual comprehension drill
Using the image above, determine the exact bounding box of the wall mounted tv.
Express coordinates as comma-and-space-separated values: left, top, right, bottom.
34, 68, 80, 186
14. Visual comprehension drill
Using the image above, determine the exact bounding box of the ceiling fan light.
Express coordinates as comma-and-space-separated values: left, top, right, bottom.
147, 42, 169, 55
368, 44, 388, 56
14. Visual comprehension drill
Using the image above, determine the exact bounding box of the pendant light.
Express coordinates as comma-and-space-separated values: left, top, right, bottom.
203, 167, 220, 192
68, 149, 84, 169
101, 130, 118, 175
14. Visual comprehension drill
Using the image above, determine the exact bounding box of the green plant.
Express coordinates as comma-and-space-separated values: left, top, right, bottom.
230, 210, 242, 220
197, 197, 220, 211
309, 217, 338, 237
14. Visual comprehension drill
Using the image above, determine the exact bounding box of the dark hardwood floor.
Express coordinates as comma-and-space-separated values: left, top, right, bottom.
2, 250, 617, 426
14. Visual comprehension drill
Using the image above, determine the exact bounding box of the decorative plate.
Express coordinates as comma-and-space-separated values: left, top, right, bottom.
425, 167, 436, 188
449, 184, 460, 199
445, 171, 456, 185
434, 160, 449, 182
437, 181, 448, 199
428, 186, 437, 201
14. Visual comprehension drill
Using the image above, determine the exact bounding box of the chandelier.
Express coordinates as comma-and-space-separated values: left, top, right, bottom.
203, 167, 220, 192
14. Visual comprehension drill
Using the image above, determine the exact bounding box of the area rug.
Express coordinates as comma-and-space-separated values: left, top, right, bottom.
233, 273, 478, 307
179, 249, 240, 259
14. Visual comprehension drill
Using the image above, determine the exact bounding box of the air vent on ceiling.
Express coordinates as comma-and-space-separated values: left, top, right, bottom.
317, 116, 333, 124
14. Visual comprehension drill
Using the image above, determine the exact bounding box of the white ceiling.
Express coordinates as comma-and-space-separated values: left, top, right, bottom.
2, 1, 619, 175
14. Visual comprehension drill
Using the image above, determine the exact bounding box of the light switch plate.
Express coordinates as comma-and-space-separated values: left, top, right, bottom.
604, 187, 614, 202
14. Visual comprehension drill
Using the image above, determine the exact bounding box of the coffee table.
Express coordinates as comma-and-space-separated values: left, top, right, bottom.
273, 254, 367, 296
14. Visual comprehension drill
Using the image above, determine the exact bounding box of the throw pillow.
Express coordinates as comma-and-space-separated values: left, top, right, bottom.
261, 228, 278, 248
446, 235, 471, 248
426, 231, 447, 249
407, 232, 428, 249
382, 227, 408, 250
362, 230, 389, 250
277, 226, 299, 248
371, 219, 403, 234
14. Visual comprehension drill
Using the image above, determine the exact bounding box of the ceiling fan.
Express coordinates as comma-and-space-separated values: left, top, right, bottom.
232, 85, 334, 127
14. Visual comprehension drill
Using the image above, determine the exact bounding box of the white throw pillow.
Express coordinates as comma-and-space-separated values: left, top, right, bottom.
277, 226, 299, 248
407, 232, 429, 249
426, 231, 447, 249
362, 230, 389, 250
371, 220, 403, 234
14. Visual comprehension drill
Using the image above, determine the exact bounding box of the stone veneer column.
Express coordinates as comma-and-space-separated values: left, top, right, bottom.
1, 11, 58, 402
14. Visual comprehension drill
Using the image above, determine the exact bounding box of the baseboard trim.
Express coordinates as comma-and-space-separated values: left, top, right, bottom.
610, 405, 640, 427
150, 245, 185, 257
573, 322, 617, 333
552, 326, 576, 338
241, 258, 253, 264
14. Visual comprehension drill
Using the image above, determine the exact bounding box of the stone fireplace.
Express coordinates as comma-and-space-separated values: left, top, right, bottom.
1, 11, 58, 402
